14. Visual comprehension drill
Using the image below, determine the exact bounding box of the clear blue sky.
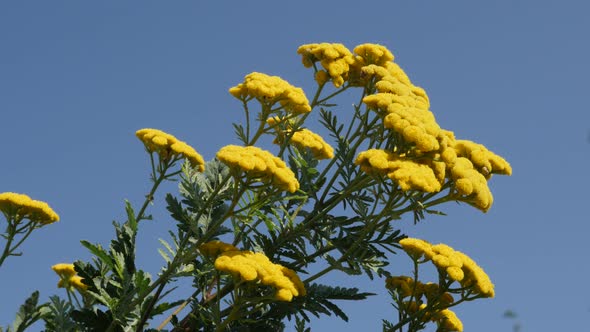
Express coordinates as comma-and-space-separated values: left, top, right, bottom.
1, 1, 589, 331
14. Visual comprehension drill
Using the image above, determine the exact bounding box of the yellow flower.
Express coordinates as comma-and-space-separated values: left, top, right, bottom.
52, 263, 76, 278
353, 43, 395, 67
422, 282, 454, 306
386, 275, 421, 298
432, 309, 463, 331
452, 140, 512, 178
52, 263, 87, 292
136, 128, 205, 172
355, 149, 392, 174
454, 251, 495, 298
216, 145, 299, 193
355, 149, 442, 192
314, 70, 330, 86
398, 237, 435, 260
297, 43, 355, 88
362, 92, 410, 115
214, 250, 306, 302
272, 126, 334, 160
199, 240, 239, 257
401, 301, 429, 321
399, 238, 494, 298
291, 129, 334, 159
449, 158, 494, 212
0, 192, 59, 224
229, 72, 311, 114
383, 107, 441, 153
69, 275, 88, 292
362, 91, 441, 153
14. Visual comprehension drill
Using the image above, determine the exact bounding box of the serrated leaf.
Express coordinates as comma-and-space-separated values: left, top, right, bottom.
10, 291, 47, 332
80, 241, 114, 270
43, 296, 76, 332
133, 270, 151, 294
124, 200, 138, 232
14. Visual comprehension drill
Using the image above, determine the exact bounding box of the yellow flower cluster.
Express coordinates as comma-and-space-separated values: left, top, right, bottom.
52, 263, 87, 292
387, 275, 464, 330
353, 43, 395, 67
289, 129, 334, 160
436, 136, 512, 211
199, 240, 238, 257
136, 128, 205, 172
399, 238, 494, 298
297, 43, 355, 87
451, 140, 512, 178
229, 72, 311, 114
323, 42, 512, 211
214, 249, 306, 302
355, 149, 442, 192
267, 118, 334, 160
217, 145, 299, 193
433, 309, 463, 331
386, 276, 454, 306
398, 300, 463, 331
0, 192, 59, 224
297, 43, 398, 88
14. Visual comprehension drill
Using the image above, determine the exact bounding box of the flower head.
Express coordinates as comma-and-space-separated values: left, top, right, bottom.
217, 145, 299, 193
290, 129, 334, 160
297, 43, 355, 87
433, 309, 463, 331
199, 240, 239, 257
52, 263, 87, 292
52, 263, 76, 278
0, 192, 59, 224
353, 43, 395, 67
229, 72, 311, 114
269, 122, 334, 160
136, 128, 205, 172
214, 249, 306, 302
449, 158, 494, 212
355, 149, 442, 192
399, 237, 495, 298
452, 140, 512, 178
363, 92, 441, 152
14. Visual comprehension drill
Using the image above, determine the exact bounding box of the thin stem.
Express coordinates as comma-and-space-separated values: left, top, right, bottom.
156, 293, 192, 331
0, 218, 37, 268
135, 281, 166, 332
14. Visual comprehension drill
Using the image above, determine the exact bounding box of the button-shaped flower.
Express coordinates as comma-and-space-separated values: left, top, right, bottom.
217, 145, 299, 193
0, 192, 59, 224
136, 128, 205, 172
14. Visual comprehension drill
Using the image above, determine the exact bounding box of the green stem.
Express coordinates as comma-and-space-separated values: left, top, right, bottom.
0, 218, 36, 268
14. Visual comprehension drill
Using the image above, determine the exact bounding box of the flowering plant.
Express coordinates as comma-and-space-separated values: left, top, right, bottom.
1, 42, 510, 332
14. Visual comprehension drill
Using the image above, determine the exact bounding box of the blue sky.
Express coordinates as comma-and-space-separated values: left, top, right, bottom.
1, 1, 589, 331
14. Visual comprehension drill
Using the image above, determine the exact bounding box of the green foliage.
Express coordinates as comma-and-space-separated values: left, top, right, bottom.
2, 291, 48, 332
43, 296, 77, 332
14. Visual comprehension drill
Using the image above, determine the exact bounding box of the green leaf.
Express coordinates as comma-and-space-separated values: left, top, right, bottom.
133, 270, 152, 295
80, 240, 115, 270
70, 308, 114, 332
9, 291, 48, 332
43, 296, 77, 332
232, 123, 248, 145
124, 200, 137, 233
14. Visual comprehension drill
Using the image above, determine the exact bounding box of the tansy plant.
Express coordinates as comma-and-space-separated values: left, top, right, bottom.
2, 42, 511, 332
